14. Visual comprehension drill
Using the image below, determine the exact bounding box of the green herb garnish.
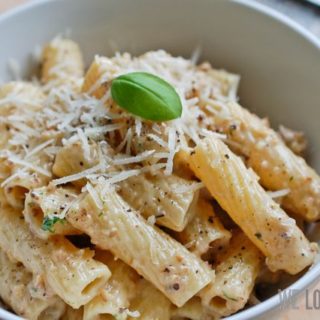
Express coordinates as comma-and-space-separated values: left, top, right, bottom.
111, 72, 182, 121
41, 216, 64, 233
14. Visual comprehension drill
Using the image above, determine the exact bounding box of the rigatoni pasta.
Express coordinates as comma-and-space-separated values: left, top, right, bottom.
128, 279, 172, 320
0, 36, 319, 320
66, 185, 213, 307
24, 186, 81, 239
52, 141, 100, 188
60, 307, 84, 320
84, 250, 140, 320
0, 81, 45, 157
41, 37, 84, 90
204, 100, 320, 222
188, 135, 316, 274
0, 205, 110, 308
4, 168, 50, 210
174, 197, 231, 257
0, 249, 66, 320
118, 172, 200, 231
53, 141, 200, 231
81, 55, 116, 98
0, 81, 54, 207
171, 297, 214, 320
198, 231, 263, 317
0, 81, 44, 116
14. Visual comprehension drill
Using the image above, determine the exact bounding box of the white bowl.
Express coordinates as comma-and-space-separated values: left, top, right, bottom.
0, 0, 319, 319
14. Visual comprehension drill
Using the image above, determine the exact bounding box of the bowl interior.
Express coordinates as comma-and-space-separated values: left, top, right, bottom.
0, 0, 320, 319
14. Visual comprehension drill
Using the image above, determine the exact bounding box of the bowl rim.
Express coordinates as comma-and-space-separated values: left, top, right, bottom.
227, 2, 320, 318
0, 0, 319, 319
228, 2, 320, 319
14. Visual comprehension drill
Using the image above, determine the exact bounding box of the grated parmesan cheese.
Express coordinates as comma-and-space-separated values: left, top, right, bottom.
55, 193, 79, 220
25, 139, 54, 159
52, 163, 106, 186
267, 189, 290, 199
164, 127, 176, 176
102, 169, 141, 187
147, 215, 156, 225
0, 169, 28, 188
77, 128, 90, 160
147, 133, 168, 148
116, 128, 132, 153
7, 154, 51, 177
112, 150, 155, 165
126, 310, 140, 318
1, 48, 239, 190
175, 182, 205, 193
84, 124, 124, 138
85, 182, 103, 210
135, 118, 142, 137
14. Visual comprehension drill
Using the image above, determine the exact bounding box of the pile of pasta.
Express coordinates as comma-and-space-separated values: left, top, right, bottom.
0, 37, 319, 320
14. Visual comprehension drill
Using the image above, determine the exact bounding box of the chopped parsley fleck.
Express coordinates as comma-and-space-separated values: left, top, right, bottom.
41, 216, 64, 233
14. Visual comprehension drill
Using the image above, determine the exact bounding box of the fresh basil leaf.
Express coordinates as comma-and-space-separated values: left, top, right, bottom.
111, 72, 182, 121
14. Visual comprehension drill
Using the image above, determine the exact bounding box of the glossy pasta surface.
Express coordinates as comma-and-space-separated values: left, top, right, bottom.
0, 37, 318, 320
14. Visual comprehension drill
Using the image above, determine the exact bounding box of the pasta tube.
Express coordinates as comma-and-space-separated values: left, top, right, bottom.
84, 251, 140, 320
0, 81, 44, 116
198, 231, 263, 317
0, 188, 7, 207
119, 173, 200, 231
0, 206, 111, 308
82, 55, 116, 97
4, 170, 50, 210
53, 142, 199, 231
208, 100, 320, 221
128, 279, 172, 320
61, 307, 84, 320
2, 139, 54, 209
41, 38, 84, 90
24, 186, 81, 239
171, 297, 215, 320
188, 136, 317, 274
67, 185, 213, 307
175, 197, 231, 257
52, 141, 98, 188
0, 249, 66, 320
0, 82, 46, 183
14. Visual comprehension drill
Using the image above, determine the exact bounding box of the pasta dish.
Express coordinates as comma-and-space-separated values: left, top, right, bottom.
0, 37, 319, 320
